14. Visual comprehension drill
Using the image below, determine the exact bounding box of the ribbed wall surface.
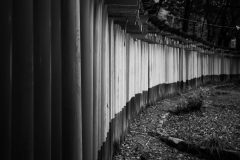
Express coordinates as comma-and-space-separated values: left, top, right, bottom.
1, 1, 240, 160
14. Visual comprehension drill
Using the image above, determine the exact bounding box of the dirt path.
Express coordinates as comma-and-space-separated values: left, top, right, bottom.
113, 81, 240, 160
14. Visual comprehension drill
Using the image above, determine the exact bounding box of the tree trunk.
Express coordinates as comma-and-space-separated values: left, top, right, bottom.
193, 23, 196, 34
211, 1, 230, 44
236, 36, 240, 50
223, 34, 232, 47
182, 0, 191, 32
201, 19, 206, 38
207, 19, 212, 41
202, 0, 209, 38
217, 6, 231, 46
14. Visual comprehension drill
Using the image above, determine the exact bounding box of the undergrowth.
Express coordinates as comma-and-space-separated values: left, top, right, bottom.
169, 89, 204, 115
198, 133, 225, 151
195, 131, 235, 160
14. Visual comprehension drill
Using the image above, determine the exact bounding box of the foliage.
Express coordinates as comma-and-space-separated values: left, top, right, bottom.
160, 0, 240, 48
197, 132, 229, 154
169, 90, 203, 115
157, 8, 169, 21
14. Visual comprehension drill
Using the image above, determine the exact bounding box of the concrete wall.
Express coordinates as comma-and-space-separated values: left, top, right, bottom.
1, 1, 240, 160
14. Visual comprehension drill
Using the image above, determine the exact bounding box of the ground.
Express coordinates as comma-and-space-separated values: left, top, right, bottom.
113, 81, 240, 160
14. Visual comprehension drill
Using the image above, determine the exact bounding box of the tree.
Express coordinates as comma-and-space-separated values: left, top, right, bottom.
182, 0, 191, 32
161, 0, 240, 48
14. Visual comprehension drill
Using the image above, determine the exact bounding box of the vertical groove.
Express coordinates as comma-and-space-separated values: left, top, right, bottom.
1, 0, 12, 159
33, 0, 51, 159
11, 0, 34, 159
51, 0, 62, 159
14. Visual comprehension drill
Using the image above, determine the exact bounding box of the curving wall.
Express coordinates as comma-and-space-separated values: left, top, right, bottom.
1, 0, 240, 160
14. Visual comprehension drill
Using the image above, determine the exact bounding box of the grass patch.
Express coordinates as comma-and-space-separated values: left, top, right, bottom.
195, 132, 236, 159
169, 90, 203, 115
198, 133, 225, 151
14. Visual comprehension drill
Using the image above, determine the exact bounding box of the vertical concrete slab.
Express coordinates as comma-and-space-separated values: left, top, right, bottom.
11, 0, 34, 159
61, 0, 82, 159
33, 0, 51, 159
183, 47, 186, 86
185, 49, 189, 86
0, 1, 12, 159
108, 18, 115, 158
179, 47, 184, 91
93, 1, 101, 159
89, 0, 95, 155
81, 0, 93, 159
114, 25, 119, 141
101, 4, 107, 145
122, 31, 126, 138
98, 2, 103, 151
51, 0, 62, 159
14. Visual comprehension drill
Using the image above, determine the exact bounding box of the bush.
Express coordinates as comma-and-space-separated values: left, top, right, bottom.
197, 132, 234, 155
170, 91, 203, 115
187, 95, 203, 111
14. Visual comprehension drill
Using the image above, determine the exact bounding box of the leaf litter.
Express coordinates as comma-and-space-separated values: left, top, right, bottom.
113, 81, 240, 160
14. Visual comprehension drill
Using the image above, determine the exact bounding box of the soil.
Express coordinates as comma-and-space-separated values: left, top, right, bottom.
113, 81, 240, 160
